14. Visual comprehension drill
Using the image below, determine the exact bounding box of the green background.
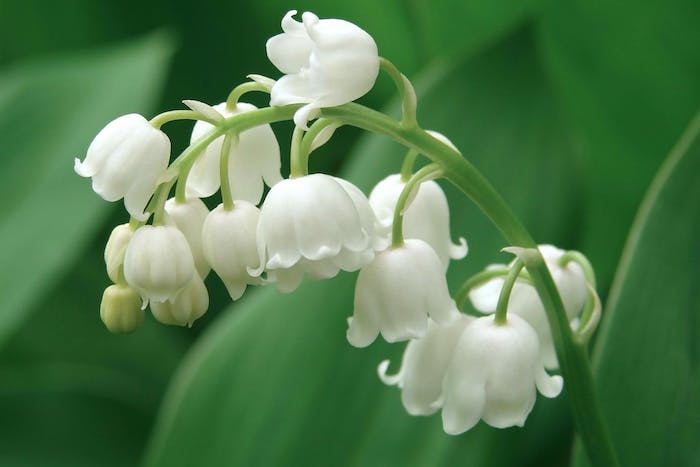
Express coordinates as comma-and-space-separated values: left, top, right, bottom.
1, 0, 698, 465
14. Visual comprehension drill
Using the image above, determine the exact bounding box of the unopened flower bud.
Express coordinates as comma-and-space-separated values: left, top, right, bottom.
104, 223, 135, 283
150, 274, 209, 327
100, 284, 144, 334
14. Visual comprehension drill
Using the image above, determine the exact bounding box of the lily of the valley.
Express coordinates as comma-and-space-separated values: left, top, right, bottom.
252, 174, 375, 293
165, 197, 210, 278
378, 315, 473, 415
188, 102, 282, 204
369, 174, 467, 270
266, 10, 380, 129
74, 114, 170, 221
347, 239, 460, 347
468, 245, 588, 369
441, 314, 563, 435
150, 274, 209, 327
202, 201, 263, 300
123, 225, 195, 304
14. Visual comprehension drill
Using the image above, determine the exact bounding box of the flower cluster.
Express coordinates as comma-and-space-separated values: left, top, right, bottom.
75, 9, 601, 438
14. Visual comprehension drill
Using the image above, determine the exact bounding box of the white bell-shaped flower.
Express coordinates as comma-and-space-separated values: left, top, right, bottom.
123, 225, 195, 304
441, 314, 563, 435
266, 10, 380, 129
202, 201, 262, 300
150, 274, 209, 327
368, 174, 467, 270
347, 239, 460, 348
468, 245, 588, 369
188, 102, 281, 203
74, 114, 170, 221
104, 223, 135, 283
165, 197, 210, 278
378, 315, 473, 415
253, 174, 375, 293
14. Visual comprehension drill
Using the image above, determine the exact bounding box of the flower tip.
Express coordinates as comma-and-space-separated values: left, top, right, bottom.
377, 360, 402, 386
246, 74, 276, 88
293, 103, 320, 130
182, 99, 224, 123
74, 157, 90, 177
449, 237, 468, 260
280, 9, 298, 29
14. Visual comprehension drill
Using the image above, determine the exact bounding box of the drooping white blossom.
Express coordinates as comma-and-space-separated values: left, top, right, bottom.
74, 114, 170, 221
347, 239, 460, 348
252, 174, 375, 293
165, 197, 210, 278
266, 10, 380, 129
441, 314, 563, 435
100, 284, 144, 334
104, 223, 135, 283
378, 315, 473, 415
150, 274, 209, 327
202, 201, 262, 300
188, 102, 281, 204
123, 225, 195, 305
368, 174, 467, 270
468, 245, 588, 369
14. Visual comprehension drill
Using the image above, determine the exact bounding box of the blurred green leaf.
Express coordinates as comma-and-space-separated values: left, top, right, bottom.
536, 0, 700, 289
0, 32, 173, 347
143, 27, 583, 467
573, 111, 700, 467
0, 243, 190, 467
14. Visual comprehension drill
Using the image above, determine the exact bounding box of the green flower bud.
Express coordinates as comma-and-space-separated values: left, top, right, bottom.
100, 284, 144, 334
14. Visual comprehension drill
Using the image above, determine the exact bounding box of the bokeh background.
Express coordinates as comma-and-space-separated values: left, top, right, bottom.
1, 0, 699, 466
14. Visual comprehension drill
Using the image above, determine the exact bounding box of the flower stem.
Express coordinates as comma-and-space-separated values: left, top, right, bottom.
400, 149, 419, 182
380, 58, 418, 129
226, 81, 272, 109
289, 126, 307, 178
390, 163, 442, 248
220, 132, 235, 210
494, 259, 524, 325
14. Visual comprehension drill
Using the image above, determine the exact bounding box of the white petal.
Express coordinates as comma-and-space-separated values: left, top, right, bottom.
535, 368, 563, 398
270, 74, 315, 106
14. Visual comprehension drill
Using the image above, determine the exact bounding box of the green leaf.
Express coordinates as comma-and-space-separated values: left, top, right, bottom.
536, 0, 700, 289
0, 32, 174, 347
0, 236, 190, 467
573, 111, 700, 467
143, 27, 582, 467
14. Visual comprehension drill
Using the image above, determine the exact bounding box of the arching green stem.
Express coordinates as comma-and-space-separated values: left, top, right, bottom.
146, 99, 618, 466
391, 163, 442, 247
226, 81, 272, 109
149, 110, 217, 129
318, 102, 619, 467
